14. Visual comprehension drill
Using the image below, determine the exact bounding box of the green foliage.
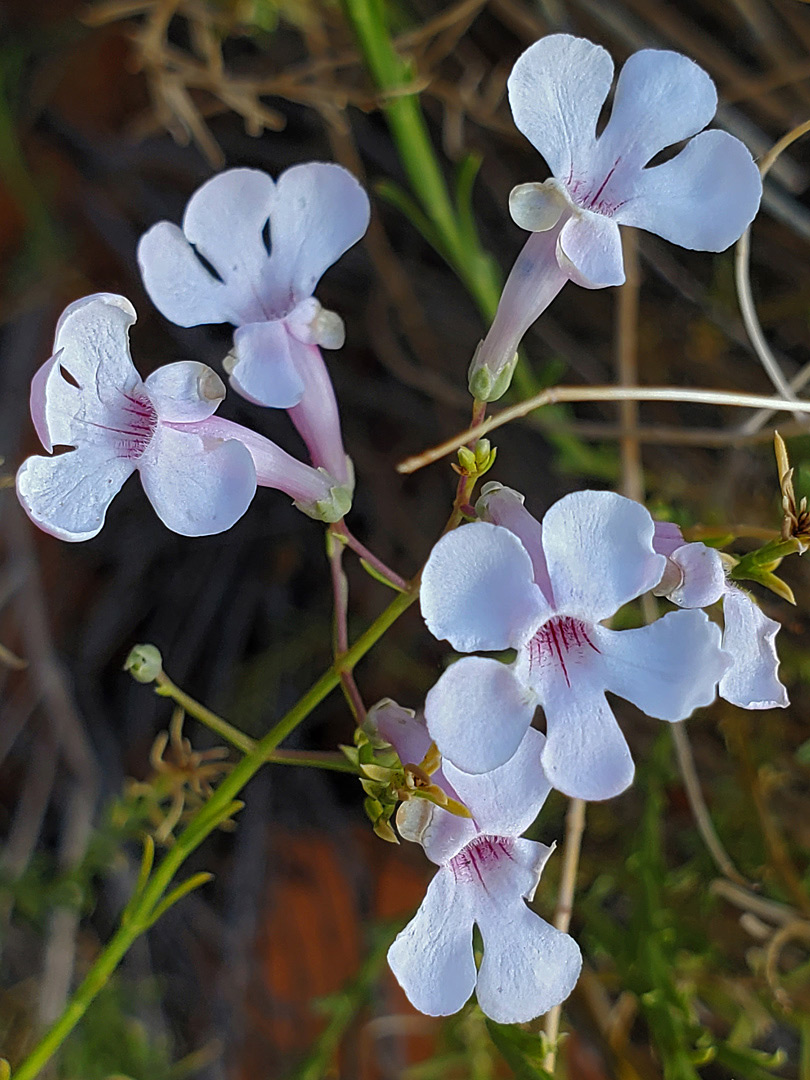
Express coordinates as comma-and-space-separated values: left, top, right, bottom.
581, 734, 791, 1080
484, 1021, 552, 1079
58, 981, 173, 1080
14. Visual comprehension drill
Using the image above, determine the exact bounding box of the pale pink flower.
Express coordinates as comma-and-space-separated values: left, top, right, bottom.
421, 487, 730, 800
137, 164, 370, 487
652, 522, 788, 709
16, 294, 350, 541
371, 701, 580, 1023
470, 34, 762, 399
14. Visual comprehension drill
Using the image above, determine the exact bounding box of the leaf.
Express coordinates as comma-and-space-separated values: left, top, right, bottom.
485, 1019, 553, 1080
454, 152, 483, 248
359, 558, 406, 591
375, 178, 446, 257
146, 872, 214, 928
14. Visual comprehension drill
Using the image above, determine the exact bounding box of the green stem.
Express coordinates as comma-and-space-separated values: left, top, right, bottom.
341, 0, 501, 320
12, 586, 418, 1080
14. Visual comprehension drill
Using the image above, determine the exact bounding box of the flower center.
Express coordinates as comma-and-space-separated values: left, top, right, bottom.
450, 835, 514, 888
527, 616, 599, 687
114, 391, 158, 460
566, 158, 628, 218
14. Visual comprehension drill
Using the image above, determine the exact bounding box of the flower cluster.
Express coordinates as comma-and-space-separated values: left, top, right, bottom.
12, 26, 791, 1045
17, 164, 366, 539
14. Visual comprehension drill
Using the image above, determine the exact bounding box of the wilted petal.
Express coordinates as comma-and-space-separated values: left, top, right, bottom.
230, 321, 305, 408
369, 699, 431, 767
662, 542, 726, 608
421, 522, 549, 652
388, 868, 477, 1017
720, 587, 788, 709
16, 448, 134, 542
138, 222, 242, 328
269, 163, 370, 303
652, 520, 685, 559
145, 362, 225, 423
539, 660, 634, 800
507, 34, 613, 182
139, 426, 256, 536
476, 483, 553, 601
425, 656, 536, 776
614, 130, 761, 252
557, 211, 625, 288
597, 49, 717, 175
443, 728, 551, 838
475, 841, 581, 1023
541, 491, 664, 623
595, 610, 728, 721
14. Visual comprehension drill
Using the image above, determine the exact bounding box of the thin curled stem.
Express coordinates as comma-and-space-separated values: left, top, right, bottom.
734, 117, 810, 414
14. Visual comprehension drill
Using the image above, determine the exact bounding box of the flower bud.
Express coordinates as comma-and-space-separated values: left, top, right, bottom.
125, 643, 163, 683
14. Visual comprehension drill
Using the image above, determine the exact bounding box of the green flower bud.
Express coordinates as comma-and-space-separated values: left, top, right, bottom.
124, 644, 163, 684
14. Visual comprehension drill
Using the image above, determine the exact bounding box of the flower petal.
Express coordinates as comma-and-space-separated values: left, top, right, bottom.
182, 168, 281, 322
52, 293, 142, 413
664, 543, 726, 608
138, 426, 256, 536
541, 491, 664, 623
425, 656, 537, 775
145, 362, 225, 423
557, 211, 625, 288
507, 34, 613, 182
476, 483, 553, 601
16, 448, 134, 542
369, 698, 431, 768
653, 520, 685, 559
597, 49, 717, 173
719, 587, 788, 709
138, 221, 244, 328
474, 838, 582, 1023
387, 867, 477, 1017
613, 130, 762, 252
270, 162, 370, 303
420, 804, 479, 866
442, 728, 551, 838
595, 609, 728, 721
539, 659, 634, 800
420, 522, 549, 652
230, 321, 305, 408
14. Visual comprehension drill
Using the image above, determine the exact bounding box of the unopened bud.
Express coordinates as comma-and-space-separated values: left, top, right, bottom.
125, 644, 163, 684
468, 347, 519, 403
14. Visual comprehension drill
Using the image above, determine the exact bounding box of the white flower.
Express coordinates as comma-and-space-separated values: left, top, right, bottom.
652, 522, 789, 710
374, 702, 580, 1023
421, 488, 730, 800
470, 34, 762, 399
137, 164, 370, 485
16, 294, 349, 541
508, 34, 762, 287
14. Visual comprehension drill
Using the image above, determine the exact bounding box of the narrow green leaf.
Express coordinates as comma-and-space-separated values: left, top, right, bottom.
146, 872, 214, 928
360, 557, 406, 591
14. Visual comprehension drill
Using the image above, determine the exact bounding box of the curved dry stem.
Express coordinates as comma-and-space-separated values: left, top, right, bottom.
734, 117, 810, 415
397, 384, 810, 474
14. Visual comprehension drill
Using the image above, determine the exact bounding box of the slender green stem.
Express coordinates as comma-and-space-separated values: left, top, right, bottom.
341, 0, 501, 320
12, 586, 418, 1080
154, 673, 357, 774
